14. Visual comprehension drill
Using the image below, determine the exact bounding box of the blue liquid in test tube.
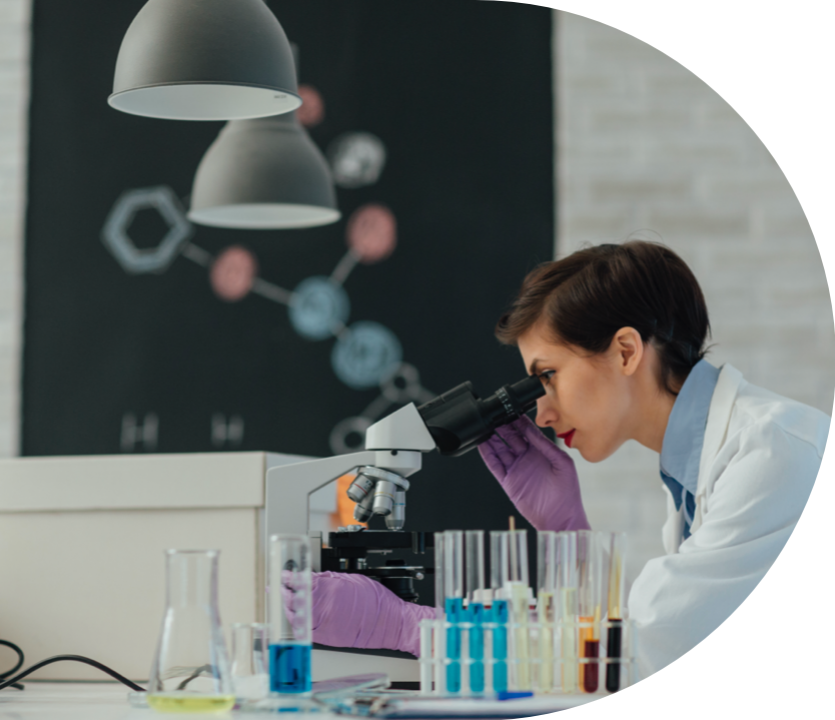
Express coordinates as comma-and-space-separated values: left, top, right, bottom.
445, 597, 463, 693
269, 642, 312, 694
469, 602, 485, 693
268, 535, 313, 697
492, 599, 509, 693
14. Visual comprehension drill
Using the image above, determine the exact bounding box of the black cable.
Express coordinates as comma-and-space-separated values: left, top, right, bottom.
0, 654, 145, 693
0, 640, 25, 690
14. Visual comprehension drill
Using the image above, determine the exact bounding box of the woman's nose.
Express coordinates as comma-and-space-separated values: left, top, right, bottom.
535, 395, 557, 428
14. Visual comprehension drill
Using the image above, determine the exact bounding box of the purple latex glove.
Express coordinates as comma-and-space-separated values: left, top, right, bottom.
478, 414, 591, 532
279, 570, 311, 641
310, 571, 435, 657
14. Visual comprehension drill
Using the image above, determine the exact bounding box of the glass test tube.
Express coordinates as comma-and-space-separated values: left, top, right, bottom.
230, 622, 270, 701
558, 531, 578, 693
444, 530, 464, 694
465, 530, 486, 694
577, 531, 603, 693
509, 530, 531, 691
434, 532, 446, 619
419, 618, 434, 694
606, 532, 627, 693
537, 532, 558, 693
488, 531, 508, 693
267, 534, 312, 696
493, 529, 531, 691
433, 532, 446, 695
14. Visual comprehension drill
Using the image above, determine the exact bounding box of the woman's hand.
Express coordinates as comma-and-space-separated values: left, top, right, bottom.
478, 414, 591, 532
310, 572, 435, 657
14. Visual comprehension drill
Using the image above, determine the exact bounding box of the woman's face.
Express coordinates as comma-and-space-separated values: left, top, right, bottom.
516, 322, 641, 462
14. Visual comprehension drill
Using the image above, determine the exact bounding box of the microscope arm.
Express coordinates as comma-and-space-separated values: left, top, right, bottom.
266, 403, 436, 542
265, 449, 424, 540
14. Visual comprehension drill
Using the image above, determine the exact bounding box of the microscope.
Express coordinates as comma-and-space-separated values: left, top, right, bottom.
264, 373, 545, 603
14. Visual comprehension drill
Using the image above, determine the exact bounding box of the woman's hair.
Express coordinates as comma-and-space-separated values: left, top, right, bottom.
496, 241, 711, 394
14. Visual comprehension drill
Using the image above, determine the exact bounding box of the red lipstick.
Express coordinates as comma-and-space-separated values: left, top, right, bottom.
557, 429, 576, 448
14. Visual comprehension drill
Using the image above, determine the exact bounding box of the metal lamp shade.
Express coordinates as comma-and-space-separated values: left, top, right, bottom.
109, 0, 301, 121
188, 114, 341, 229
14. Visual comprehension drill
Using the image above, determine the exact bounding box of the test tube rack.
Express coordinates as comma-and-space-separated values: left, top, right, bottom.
419, 615, 636, 696
422, 529, 635, 697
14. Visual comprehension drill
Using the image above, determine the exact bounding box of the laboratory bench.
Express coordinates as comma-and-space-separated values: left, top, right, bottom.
0, 682, 337, 719
0, 681, 605, 720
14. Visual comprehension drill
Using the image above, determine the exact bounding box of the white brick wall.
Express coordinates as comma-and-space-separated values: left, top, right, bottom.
554, 11, 835, 580
0, 0, 28, 458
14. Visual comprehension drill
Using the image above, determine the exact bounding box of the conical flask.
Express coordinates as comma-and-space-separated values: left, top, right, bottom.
147, 550, 235, 713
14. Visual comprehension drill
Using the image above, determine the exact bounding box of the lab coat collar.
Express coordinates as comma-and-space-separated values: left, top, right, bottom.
660, 363, 744, 551
696, 364, 745, 495
660, 360, 721, 497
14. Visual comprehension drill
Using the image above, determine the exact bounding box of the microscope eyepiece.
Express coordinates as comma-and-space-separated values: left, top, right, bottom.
417, 373, 545, 457
483, 374, 547, 425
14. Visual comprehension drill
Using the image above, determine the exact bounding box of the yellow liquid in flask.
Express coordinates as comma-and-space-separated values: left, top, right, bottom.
147, 694, 236, 713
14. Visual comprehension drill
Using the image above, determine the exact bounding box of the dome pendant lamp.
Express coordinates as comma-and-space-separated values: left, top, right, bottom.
108, 0, 301, 121
188, 112, 341, 229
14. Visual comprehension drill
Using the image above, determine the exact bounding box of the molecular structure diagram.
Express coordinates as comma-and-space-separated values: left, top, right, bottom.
102, 85, 435, 455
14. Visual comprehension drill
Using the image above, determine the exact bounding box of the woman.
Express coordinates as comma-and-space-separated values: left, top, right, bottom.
309, 241, 829, 679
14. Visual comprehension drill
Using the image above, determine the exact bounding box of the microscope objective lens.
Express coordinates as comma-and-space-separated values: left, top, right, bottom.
372, 480, 397, 516
347, 474, 376, 503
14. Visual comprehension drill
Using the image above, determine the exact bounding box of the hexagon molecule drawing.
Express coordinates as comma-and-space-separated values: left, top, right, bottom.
101, 186, 193, 274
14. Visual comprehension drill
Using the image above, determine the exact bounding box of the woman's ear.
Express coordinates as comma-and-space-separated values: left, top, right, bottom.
610, 327, 643, 376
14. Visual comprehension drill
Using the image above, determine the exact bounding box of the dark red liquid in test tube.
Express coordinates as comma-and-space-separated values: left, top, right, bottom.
583, 640, 600, 692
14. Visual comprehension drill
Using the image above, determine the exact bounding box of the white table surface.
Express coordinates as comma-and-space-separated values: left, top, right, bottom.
0, 683, 337, 720
0, 682, 150, 720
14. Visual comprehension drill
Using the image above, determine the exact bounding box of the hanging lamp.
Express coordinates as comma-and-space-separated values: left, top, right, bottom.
108, 0, 301, 121
188, 112, 340, 229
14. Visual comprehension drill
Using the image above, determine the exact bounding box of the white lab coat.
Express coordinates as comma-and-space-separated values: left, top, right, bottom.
628, 364, 830, 679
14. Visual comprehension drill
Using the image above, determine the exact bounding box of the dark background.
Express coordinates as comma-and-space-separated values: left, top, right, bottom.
23, 0, 554, 595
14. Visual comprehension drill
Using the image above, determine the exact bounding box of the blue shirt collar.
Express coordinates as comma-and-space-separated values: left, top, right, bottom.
659, 360, 721, 496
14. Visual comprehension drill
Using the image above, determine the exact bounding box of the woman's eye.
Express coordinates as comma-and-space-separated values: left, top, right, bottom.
538, 370, 555, 386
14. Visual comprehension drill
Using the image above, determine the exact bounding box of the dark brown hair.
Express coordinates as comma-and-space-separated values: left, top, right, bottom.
496, 241, 711, 394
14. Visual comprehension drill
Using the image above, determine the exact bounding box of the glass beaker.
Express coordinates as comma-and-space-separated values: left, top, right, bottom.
230, 623, 270, 701
147, 550, 234, 713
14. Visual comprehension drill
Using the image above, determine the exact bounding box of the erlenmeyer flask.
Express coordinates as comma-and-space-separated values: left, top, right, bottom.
147, 550, 235, 713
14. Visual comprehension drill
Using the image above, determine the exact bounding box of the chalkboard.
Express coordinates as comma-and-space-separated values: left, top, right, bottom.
23, 0, 554, 549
